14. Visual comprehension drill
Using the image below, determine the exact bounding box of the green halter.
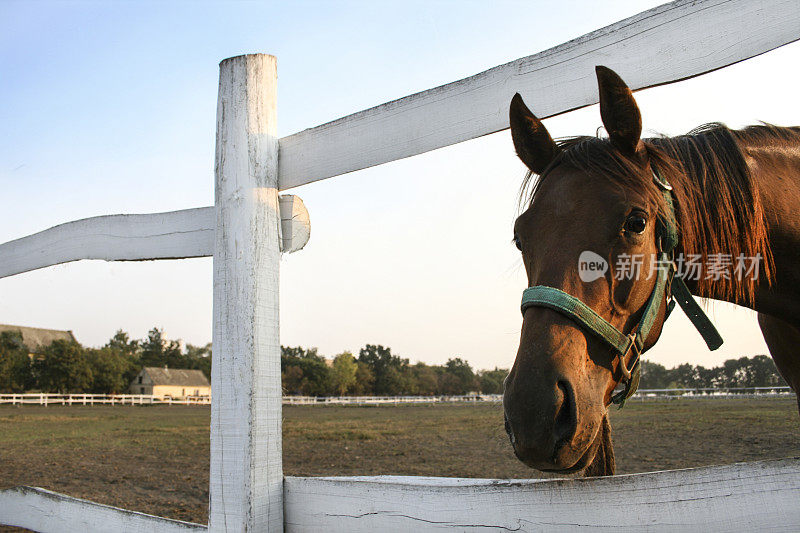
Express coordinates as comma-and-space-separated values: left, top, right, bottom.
520, 169, 723, 407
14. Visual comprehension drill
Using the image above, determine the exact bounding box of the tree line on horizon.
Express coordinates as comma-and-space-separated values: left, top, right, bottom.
281, 344, 507, 396
280, 346, 788, 396
0, 328, 789, 394
0, 329, 211, 394
638, 356, 787, 390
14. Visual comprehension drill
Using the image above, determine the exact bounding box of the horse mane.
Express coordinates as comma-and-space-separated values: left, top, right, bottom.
520, 123, 785, 305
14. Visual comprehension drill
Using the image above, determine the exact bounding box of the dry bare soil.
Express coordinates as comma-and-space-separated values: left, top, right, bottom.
0, 398, 798, 527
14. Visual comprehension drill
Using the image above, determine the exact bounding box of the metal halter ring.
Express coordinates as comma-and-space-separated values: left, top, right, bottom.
618, 333, 640, 381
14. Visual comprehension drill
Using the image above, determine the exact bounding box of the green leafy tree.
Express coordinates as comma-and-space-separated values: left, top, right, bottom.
639, 360, 670, 389
330, 352, 357, 396
640, 356, 786, 390
102, 329, 143, 385
399, 364, 420, 395
358, 344, 411, 395
411, 362, 439, 395
282, 365, 304, 394
669, 363, 699, 388
380, 366, 407, 395
86, 347, 136, 393
443, 358, 476, 394
749, 354, 786, 387
477, 368, 508, 394
695, 365, 718, 388
352, 361, 375, 395
140, 328, 184, 368
106, 330, 140, 357
33, 340, 92, 393
0, 331, 32, 392
438, 371, 462, 395
280, 346, 332, 395
719, 358, 744, 387
185, 342, 212, 379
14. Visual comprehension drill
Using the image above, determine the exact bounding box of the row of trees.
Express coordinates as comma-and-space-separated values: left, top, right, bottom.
281, 344, 507, 396
0, 329, 211, 394
639, 355, 786, 389
282, 346, 789, 397
0, 328, 788, 394
0, 332, 504, 396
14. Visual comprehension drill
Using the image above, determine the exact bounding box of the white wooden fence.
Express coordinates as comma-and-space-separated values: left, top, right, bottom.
0, 388, 792, 407
282, 387, 795, 403
1, 0, 799, 531
0, 393, 211, 405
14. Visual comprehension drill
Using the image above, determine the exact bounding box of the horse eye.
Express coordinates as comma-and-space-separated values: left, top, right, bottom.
624, 214, 647, 234
514, 235, 522, 251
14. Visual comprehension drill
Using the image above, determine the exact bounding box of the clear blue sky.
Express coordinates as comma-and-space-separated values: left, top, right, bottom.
2, 1, 799, 370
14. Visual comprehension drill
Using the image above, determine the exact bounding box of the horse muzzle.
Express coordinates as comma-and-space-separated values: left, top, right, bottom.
503, 378, 586, 471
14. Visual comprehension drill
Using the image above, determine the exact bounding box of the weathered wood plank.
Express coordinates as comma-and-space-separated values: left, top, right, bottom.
0, 207, 214, 279
284, 458, 800, 532
0, 486, 206, 533
277, 0, 800, 190
209, 54, 283, 532
0, 195, 310, 279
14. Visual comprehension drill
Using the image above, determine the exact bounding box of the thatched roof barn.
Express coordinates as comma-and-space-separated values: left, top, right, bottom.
0, 324, 77, 354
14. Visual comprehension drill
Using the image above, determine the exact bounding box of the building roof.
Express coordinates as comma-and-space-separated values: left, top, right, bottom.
0, 324, 77, 353
142, 367, 210, 387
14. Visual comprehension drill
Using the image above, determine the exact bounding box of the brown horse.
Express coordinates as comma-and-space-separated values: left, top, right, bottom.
503, 66, 800, 477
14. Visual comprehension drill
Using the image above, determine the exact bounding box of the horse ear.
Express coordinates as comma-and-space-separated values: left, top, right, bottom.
596, 66, 644, 156
509, 93, 559, 174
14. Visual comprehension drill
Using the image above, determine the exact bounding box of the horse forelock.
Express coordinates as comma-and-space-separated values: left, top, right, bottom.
519, 123, 782, 306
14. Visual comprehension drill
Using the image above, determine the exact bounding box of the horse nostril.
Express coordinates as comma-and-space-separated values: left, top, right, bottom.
504, 414, 517, 446
554, 380, 578, 445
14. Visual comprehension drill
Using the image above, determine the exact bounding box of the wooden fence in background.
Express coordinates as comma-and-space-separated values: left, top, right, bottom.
0, 393, 210, 406
1, 0, 799, 531
0, 387, 793, 407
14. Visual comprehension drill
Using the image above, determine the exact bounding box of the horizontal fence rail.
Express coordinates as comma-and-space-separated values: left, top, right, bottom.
0, 487, 206, 533
284, 458, 800, 532
3, 458, 799, 532
0, 208, 214, 279
0, 388, 792, 407
0, 195, 308, 279
277, 0, 800, 189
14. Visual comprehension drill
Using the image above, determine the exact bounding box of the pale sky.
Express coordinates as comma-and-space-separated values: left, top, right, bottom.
2, 1, 799, 371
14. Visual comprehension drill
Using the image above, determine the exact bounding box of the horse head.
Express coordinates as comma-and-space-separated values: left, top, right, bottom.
503, 67, 675, 474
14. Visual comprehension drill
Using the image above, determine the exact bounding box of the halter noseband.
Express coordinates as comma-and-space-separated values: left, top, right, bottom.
519, 168, 723, 407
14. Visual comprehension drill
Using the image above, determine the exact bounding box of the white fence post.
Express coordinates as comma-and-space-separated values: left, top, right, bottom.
209, 54, 283, 532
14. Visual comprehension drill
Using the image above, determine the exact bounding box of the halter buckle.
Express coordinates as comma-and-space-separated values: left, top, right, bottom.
618, 333, 640, 381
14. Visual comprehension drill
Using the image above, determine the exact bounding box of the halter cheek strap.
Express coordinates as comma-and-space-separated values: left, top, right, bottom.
519, 168, 723, 407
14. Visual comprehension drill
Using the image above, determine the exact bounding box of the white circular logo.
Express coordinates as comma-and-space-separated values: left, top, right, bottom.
578, 251, 608, 282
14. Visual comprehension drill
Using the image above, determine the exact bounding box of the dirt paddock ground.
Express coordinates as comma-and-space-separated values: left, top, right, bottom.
0, 398, 798, 527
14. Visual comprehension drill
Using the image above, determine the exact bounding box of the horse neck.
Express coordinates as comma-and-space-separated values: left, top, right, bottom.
744, 131, 800, 318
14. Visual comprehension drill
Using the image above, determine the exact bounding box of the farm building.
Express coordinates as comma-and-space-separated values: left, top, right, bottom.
0, 323, 77, 358
129, 367, 210, 398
